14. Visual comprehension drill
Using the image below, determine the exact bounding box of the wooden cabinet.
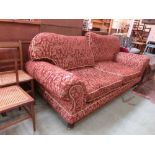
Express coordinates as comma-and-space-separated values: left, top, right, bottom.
40, 19, 83, 36
92, 19, 113, 34
132, 20, 151, 43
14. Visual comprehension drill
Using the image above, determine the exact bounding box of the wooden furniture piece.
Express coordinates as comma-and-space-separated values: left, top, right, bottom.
0, 85, 35, 131
144, 42, 155, 55
132, 41, 146, 53
142, 19, 155, 25
132, 20, 151, 43
91, 31, 108, 35
0, 51, 36, 131
0, 41, 34, 97
91, 19, 113, 34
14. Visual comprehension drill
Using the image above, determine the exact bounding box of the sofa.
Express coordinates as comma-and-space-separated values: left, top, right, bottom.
26, 32, 149, 127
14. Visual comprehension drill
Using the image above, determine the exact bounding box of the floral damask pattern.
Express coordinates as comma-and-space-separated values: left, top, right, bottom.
85, 32, 120, 62
26, 61, 87, 104
41, 77, 141, 124
95, 61, 141, 84
70, 67, 123, 102
37, 85, 86, 114
25, 32, 149, 125
115, 52, 150, 74
29, 32, 95, 70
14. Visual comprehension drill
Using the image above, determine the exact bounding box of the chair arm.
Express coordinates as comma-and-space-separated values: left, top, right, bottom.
115, 52, 150, 73
25, 61, 87, 103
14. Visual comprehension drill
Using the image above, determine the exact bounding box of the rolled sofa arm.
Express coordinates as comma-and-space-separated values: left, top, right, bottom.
115, 52, 150, 74
26, 61, 87, 113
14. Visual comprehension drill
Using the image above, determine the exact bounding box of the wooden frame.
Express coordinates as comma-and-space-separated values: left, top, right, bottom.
0, 41, 23, 70
0, 41, 23, 69
0, 86, 35, 131
132, 20, 151, 43
0, 42, 36, 131
91, 19, 113, 34
0, 19, 41, 25
0, 41, 34, 97
142, 19, 155, 25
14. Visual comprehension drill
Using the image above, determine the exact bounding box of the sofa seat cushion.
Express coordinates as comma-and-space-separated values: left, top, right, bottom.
71, 67, 122, 102
95, 61, 141, 84
29, 32, 95, 70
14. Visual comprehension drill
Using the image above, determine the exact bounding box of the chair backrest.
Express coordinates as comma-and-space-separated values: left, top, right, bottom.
0, 41, 23, 70
0, 41, 23, 85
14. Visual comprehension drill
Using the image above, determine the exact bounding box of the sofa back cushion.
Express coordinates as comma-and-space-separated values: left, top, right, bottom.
29, 32, 95, 70
86, 32, 120, 62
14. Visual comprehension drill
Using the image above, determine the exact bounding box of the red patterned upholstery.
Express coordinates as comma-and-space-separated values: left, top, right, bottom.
95, 61, 141, 84
120, 47, 129, 53
71, 67, 122, 102
85, 32, 120, 62
26, 32, 150, 125
29, 33, 95, 70
40, 77, 141, 124
26, 61, 87, 111
115, 52, 150, 74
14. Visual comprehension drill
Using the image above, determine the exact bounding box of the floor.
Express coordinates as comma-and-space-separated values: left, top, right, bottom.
0, 90, 155, 135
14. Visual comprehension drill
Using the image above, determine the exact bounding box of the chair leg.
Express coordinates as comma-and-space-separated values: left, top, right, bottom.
30, 102, 36, 132
67, 123, 75, 129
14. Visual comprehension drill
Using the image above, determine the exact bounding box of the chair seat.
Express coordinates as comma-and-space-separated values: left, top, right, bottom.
0, 70, 33, 87
0, 85, 34, 113
71, 67, 122, 102
95, 61, 141, 84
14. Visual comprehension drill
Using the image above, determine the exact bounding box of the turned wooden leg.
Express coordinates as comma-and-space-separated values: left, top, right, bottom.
67, 123, 75, 129
31, 102, 36, 132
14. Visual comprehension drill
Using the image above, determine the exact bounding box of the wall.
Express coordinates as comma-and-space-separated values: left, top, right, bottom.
147, 25, 155, 42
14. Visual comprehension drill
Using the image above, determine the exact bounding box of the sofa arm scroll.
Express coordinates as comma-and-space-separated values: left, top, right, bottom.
26, 61, 87, 103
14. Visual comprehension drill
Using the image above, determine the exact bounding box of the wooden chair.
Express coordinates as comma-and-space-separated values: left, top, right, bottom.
0, 50, 36, 131
0, 41, 34, 97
